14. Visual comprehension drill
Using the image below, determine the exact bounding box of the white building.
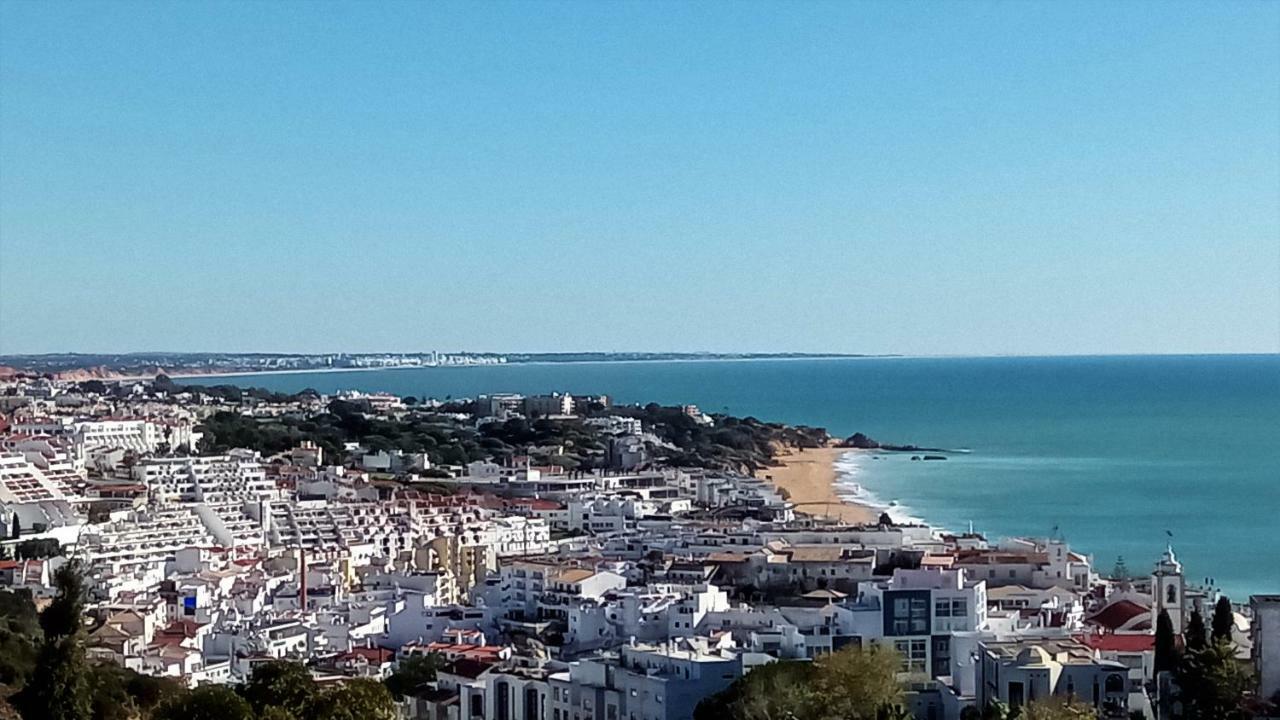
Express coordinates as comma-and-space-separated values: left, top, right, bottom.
1252, 595, 1280, 705
851, 567, 988, 677
489, 516, 553, 558
976, 638, 1132, 718
134, 452, 274, 505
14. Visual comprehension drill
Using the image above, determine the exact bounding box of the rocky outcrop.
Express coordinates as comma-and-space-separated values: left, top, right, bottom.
839, 432, 949, 454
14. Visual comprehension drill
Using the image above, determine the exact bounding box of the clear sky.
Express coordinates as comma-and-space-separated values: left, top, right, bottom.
1, 1, 1277, 356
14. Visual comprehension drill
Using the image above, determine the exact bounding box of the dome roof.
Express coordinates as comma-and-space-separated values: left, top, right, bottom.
1015, 646, 1052, 666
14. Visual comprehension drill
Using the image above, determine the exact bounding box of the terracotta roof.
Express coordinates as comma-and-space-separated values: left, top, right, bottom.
1086, 599, 1150, 631
955, 550, 1049, 565
554, 568, 596, 584
158, 619, 205, 638
341, 647, 396, 664
1074, 633, 1156, 653
786, 546, 844, 563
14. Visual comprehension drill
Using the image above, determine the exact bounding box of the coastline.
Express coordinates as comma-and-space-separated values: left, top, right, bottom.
119, 364, 445, 382
763, 447, 878, 525
106, 355, 888, 383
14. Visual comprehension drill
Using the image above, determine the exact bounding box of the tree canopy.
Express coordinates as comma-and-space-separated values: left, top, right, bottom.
1155, 610, 1179, 675
384, 653, 444, 699
694, 645, 905, 720
1019, 697, 1099, 720
1175, 639, 1251, 720
1211, 596, 1234, 643
1184, 610, 1207, 652
16, 561, 91, 720
240, 660, 317, 717
153, 685, 254, 720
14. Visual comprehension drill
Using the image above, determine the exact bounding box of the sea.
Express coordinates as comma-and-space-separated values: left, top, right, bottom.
185, 354, 1280, 599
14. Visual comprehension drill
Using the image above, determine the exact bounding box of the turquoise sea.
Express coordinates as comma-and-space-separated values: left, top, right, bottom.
187, 355, 1280, 599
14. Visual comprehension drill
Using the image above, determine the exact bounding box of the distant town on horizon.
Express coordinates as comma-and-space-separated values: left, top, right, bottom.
0, 351, 893, 380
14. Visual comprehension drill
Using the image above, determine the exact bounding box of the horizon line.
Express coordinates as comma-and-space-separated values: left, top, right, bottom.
2, 349, 1277, 360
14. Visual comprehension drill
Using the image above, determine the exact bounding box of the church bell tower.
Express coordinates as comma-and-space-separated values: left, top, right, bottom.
1152, 544, 1185, 634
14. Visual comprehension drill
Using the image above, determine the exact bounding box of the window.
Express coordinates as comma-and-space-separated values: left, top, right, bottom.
951, 599, 967, 617
935, 599, 951, 617
910, 598, 929, 634
893, 639, 928, 673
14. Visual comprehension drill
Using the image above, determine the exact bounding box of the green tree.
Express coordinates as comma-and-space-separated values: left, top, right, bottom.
1184, 610, 1207, 652
87, 663, 138, 720
1155, 610, 1179, 675
14, 538, 61, 560
128, 672, 185, 716
304, 678, 397, 720
695, 645, 904, 720
694, 660, 817, 720
0, 589, 40, 687
16, 561, 90, 720
1175, 639, 1250, 720
812, 644, 905, 718
384, 653, 444, 700
960, 702, 1010, 720
85, 663, 183, 720
259, 707, 299, 720
1019, 696, 1098, 720
1110, 556, 1130, 582
240, 660, 316, 718
1211, 596, 1234, 643
153, 685, 254, 720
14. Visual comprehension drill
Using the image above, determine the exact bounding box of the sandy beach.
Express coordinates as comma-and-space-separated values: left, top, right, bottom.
762, 447, 878, 524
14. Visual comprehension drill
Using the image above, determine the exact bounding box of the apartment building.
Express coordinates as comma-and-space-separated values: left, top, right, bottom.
134, 452, 274, 505
850, 567, 988, 678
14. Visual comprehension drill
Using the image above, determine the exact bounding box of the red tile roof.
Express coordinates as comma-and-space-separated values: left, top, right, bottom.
1074, 633, 1156, 653
341, 647, 396, 664
1086, 599, 1150, 631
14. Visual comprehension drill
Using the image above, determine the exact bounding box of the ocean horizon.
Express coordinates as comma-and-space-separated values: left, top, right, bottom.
186, 353, 1280, 599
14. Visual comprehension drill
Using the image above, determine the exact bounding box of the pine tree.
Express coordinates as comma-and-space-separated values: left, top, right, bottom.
1175, 639, 1250, 720
1154, 610, 1179, 675
1211, 596, 1234, 643
17, 561, 91, 720
1185, 609, 1207, 651
1110, 556, 1130, 581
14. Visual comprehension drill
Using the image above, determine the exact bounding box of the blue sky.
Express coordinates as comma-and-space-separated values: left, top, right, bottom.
2, 1, 1277, 356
